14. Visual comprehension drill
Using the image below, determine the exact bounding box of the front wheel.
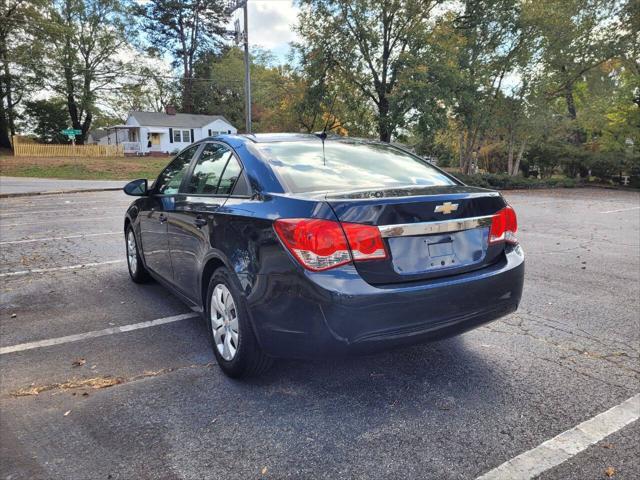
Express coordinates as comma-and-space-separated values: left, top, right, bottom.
126, 225, 150, 283
206, 267, 272, 378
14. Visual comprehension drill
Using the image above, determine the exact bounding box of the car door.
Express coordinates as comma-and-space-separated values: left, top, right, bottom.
139, 144, 200, 280
168, 142, 246, 299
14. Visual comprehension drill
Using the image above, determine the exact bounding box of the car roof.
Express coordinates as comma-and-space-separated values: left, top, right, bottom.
240, 133, 325, 143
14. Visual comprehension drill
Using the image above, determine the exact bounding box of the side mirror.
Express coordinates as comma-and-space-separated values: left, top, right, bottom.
124, 178, 148, 196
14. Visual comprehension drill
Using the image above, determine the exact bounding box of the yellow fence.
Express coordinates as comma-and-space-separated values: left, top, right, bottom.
12, 139, 124, 158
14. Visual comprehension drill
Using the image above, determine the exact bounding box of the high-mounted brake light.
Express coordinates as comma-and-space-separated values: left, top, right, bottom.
274, 218, 387, 271
489, 206, 518, 245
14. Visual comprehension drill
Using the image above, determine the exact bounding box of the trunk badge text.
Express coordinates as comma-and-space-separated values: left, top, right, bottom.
434, 202, 459, 214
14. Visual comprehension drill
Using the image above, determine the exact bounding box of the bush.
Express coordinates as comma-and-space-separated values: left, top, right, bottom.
454, 173, 580, 190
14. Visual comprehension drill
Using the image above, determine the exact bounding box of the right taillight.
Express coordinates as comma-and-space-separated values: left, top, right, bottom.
273, 218, 387, 271
489, 206, 518, 245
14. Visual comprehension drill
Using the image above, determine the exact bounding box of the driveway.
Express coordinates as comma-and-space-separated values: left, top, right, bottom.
0, 188, 638, 479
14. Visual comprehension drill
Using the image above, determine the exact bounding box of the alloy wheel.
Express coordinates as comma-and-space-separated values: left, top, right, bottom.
210, 284, 239, 361
127, 230, 137, 276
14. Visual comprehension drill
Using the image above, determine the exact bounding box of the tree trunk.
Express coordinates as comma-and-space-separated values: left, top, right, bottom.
506, 127, 515, 175
459, 130, 465, 171
0, 95, 11, 149
0, 31, 15, 137
511, 139, 526, 176
460, 130, 475, 174
377, 96, 391, 142
564, 84, 582, 146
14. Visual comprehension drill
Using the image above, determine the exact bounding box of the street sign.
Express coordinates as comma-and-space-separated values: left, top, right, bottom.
61, 128, 82, 136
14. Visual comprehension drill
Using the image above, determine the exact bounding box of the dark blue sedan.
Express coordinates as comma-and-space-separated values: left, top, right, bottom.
123, 133, 524, 377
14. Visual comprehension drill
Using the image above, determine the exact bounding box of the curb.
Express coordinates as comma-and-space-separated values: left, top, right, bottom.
0, 187, 122, 199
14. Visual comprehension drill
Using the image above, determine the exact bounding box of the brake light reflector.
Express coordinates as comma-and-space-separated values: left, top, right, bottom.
489, 206, 518, 245
273, 218, 387, 271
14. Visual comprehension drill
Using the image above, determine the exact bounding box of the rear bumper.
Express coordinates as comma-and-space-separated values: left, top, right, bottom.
246, 245, 524, 358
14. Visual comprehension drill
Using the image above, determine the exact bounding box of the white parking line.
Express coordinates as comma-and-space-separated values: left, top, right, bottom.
600, 206, 640, 214
0, 231, 121, 245
476, 394, 640, 480
0, 259, 124, 278
0, 313, 199, 355
1, 215, 122, 227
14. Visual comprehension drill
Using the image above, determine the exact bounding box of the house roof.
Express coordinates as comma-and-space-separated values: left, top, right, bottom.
129, 111, 234, 128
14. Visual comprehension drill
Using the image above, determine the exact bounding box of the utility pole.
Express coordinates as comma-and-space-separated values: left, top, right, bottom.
228, 0, 251, 133
242, 1, 251, 133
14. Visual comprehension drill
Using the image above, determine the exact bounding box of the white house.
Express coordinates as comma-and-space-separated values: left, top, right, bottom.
98, 108, 237, 154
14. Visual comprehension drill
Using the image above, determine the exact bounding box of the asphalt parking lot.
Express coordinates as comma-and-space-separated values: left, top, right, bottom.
1, 187, 638, 479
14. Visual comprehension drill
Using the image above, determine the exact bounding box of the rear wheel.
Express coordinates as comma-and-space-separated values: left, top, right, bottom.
206, 267, 272, 378
126, 225, 150, 283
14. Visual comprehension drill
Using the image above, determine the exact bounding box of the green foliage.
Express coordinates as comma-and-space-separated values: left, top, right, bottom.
133, 0, 229, 113
21, 98, 69, 143
456, 173, 580, 189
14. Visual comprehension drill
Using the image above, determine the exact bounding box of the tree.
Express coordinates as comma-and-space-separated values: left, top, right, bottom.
134, 0, 229, 113
438, 0, 535, 174
22, 97, 69, 143
113, 66, 179, 116
0, 0, 45, 148
296, 0, 443, 142
528, 0, 626, 143
42, 0, 135, 144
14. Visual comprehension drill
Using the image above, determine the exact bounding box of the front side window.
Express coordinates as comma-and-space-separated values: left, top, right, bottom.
154, 145, 199, 195
254, 139, 456, 193
186, 143, 232, 194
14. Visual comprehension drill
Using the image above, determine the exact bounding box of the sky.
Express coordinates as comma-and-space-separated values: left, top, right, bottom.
236, 0, 300, 63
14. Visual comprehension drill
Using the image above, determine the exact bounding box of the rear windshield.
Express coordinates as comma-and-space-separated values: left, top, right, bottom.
254, 140, 456, 193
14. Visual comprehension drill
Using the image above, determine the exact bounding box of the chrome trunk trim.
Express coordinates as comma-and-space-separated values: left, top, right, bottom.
378, 215, 494, 238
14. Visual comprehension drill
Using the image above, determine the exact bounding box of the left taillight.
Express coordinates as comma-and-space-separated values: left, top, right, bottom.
273, 218, 387, 271
489, 206, 518, 245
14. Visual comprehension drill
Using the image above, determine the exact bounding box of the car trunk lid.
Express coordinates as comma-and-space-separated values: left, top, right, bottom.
326, 185, 508, 285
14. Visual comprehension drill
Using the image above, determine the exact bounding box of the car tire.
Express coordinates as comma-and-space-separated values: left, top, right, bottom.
206, 267, 273, 378
126, 225, 151, 283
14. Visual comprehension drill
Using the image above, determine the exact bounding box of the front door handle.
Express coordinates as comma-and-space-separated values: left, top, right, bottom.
158, 213, 167, 223
194, 216, 207, 228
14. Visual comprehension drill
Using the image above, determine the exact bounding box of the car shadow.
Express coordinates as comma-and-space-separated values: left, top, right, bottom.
233, 334, 504, 415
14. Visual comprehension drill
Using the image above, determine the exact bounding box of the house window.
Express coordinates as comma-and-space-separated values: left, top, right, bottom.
182, 130, 191, 142
173, 130, 181, 142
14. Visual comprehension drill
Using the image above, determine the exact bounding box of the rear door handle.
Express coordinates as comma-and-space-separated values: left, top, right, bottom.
158, 213, 167, 223
194, 217, 207, 228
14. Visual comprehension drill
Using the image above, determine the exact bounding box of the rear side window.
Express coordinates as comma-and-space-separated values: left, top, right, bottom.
217, 157, 242, 195
185, 143, 247, 196
255, 140, 455, 193
186, 143, 232, 194
154, 145, 199, 195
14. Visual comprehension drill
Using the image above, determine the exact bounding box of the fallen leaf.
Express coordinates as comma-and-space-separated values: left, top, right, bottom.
63, 410, 71, 416
72, 358, 86, 367
10, 313, 17, 318
261, 467, 268, 475
10, 376, 123, 397
605, 466, 616, 477
602, 443, 614, 449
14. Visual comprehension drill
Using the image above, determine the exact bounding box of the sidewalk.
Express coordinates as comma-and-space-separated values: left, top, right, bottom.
0, 177, 125, 197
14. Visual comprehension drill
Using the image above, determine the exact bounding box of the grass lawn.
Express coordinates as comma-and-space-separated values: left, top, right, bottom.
0, 154, 170, 180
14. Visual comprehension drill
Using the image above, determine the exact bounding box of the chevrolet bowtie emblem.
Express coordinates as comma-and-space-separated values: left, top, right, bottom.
434, 202, 459, 214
